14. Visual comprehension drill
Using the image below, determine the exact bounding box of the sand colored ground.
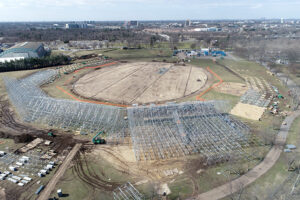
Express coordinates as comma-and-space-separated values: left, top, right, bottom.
74, 62, 208, 104
230, 102, 266, 120
92, 145, 188, 181
214, 82, 248, 96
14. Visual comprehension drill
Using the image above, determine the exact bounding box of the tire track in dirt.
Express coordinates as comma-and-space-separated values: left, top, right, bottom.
129, 65, 175, 104
183, 64, 193, 96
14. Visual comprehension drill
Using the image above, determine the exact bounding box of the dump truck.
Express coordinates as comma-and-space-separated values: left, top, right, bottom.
92, 131, 106, 144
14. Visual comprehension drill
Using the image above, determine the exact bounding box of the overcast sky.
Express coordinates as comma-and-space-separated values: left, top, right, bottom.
0, 0, 299, 21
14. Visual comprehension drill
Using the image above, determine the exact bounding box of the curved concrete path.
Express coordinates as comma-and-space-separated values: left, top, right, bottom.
190, 109, 300, 200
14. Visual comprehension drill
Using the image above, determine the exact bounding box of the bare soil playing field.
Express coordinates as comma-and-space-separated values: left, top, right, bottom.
230, 102, 266, 120
74, 62, 209, 104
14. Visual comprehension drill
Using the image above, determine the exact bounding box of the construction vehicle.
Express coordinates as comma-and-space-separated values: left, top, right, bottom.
92, 131, 106, 144
48, 132, 54, 137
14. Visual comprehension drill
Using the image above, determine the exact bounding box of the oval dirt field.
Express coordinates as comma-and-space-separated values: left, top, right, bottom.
74, 62, 209, 104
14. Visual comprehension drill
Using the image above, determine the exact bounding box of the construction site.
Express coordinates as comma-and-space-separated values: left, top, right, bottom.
0, 48, 299, 200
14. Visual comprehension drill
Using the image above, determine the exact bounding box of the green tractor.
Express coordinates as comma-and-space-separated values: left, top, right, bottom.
48, 132, 54, 137
92, 131, 106, 144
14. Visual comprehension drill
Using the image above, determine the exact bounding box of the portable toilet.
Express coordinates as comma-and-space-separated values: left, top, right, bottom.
46, 164, 53, 170
57, 189, 63, 197
49, 161, 55, 165
0, 151, 5, 156
0, 175, 5, 180
37, 172, 45, 177
4, 171, 11, 175
9, 166, 17, 171
40, 169, 48, 174
21, 156, 29, 161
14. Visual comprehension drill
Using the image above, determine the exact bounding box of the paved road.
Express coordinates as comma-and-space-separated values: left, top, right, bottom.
190, 109, 300, 200
37, 143, 82, 200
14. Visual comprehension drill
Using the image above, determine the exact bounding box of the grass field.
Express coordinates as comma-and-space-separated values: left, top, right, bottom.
0, 139, 25, 152
218, 59, 291, 100
223, 115, 300, 200
50, 153, 137, 200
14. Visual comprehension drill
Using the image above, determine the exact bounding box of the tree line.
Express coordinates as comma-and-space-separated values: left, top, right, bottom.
0, 55, 71, 72
0, 27, 148, 43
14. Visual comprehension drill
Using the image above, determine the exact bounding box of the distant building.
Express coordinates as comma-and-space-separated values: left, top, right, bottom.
78, 22, 88, 29
65, 23, 80, 29
124, 21, 139, 28
185, 20, 191, 27
129, 21, 139, 27
281, 18, 284, 24
0, 42, 46, 63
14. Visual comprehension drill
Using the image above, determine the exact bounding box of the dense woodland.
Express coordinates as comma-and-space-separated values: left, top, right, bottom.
0, 26, 149, 43
0, 55, 71, 72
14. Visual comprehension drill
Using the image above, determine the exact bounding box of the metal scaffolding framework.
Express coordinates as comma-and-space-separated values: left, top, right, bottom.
240, 89, 271, 107
127, 101, 250, 162
113, 182, 144, 200
4, 69, 251, 163
4, 70, 127, 141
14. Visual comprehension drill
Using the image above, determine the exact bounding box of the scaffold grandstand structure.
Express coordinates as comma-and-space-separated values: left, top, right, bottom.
128, 102, 250, 162
4, 69, 251, 163
3, 70, 128, 141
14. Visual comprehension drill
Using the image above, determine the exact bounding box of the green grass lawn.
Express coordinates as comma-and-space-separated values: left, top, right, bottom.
219, 59, 291, 100
168, 177, 194, 200
223, 115, 300, 200
191, 59, 244, 83
0, 139, 25, 152
50, 153, 136, 200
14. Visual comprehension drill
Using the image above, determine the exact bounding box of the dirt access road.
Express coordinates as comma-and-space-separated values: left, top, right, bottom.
190, 109, 300, 200
37, 143, 82, 200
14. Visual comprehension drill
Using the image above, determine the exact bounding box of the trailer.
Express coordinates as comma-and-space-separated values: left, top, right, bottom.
35, 185, 44, 195
18, 182, 24, 187
12, 176, 21, 181
8, 178, 18, 184
23, 176, 32, 181
16, 162, 24, 166
21, 180, 29, 184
